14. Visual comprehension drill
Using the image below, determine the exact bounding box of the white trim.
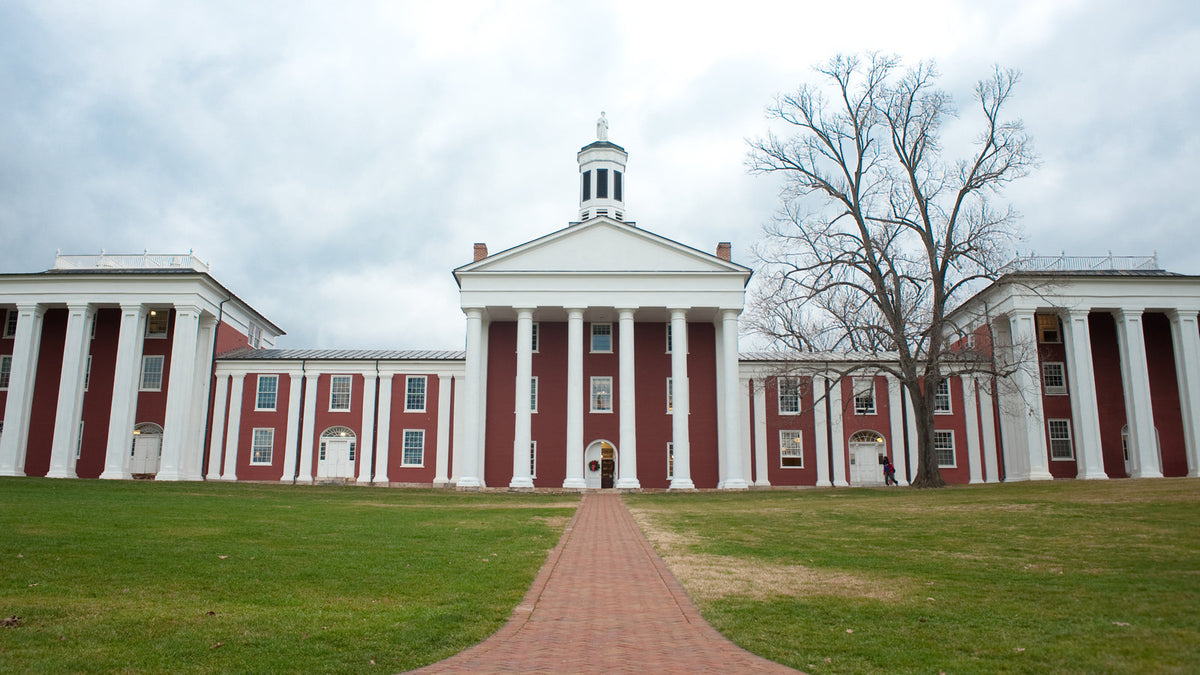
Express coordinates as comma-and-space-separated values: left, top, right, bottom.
0, 354, 12, 390
934, 429, 957, 467
777, 377, 801, 415
329, 375, 352, 412
853, 377, 876, 415
1048, 418, 1075, 460
401, 428, 425, 467
405, 374, 427, 412
590, 322, 613, 353
1042, 362, 1067, 396
255, 374, 279, 411
144, 310, 169, 339
779, 430, 803, 468
139, 355, 164, 391
250, 427, 274, 465
934, 379, 953, 414
666, 377, 673, 413
530, 376, 539, 413
590, 376, 613, 413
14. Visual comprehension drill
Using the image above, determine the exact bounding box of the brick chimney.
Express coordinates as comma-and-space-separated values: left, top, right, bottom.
716, 242, 731, 261
473, 243, 488, 262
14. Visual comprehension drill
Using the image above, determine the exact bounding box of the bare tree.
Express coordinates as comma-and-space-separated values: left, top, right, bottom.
747, 53, 1036, 487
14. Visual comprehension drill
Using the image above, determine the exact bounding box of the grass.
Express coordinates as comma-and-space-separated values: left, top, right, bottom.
627, 479, 1200, 674
0, 478, 575, 674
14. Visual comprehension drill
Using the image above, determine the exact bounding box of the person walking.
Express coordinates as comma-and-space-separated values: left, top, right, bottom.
883, 457, 898, 486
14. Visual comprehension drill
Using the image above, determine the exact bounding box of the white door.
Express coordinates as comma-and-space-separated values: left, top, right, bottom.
848, 445, 884, 485
319, 439, 354, 479
130, 435, 162, 474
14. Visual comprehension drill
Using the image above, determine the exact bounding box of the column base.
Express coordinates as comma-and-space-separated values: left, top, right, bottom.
45, 469, 77, 479
1077, 470, 1109, 480
221, 475, 239, 482
509, 477, 534, 489
432, 477, 451, 487
753, 480, 771, 488
1131, 469, 1164, 479
99, 470, 130, 480
562, 477, 587, 489
833, 479, 850, 487
457, 477, 482, 489
0, 468, 25, 477
668, 478, 695, 490
721, 479, 750, 490
356, 477, 373, 485
615, 478, 640, 489
1028, 470, 1055, 481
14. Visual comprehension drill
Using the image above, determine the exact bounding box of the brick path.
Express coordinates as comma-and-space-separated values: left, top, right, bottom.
412, 492, 798, 673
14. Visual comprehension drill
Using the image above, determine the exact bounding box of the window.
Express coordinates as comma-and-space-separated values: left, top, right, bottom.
582, 170, 591, 201
319, 427, 355, 461
84, 355, 92, 391
530, 377, 539, 413
3, 309, 16, 338
591, 323, 612, 352
145, 310, 168, 338
666, 378, 673, 413
1037, 314, 1061, 343
329, 375, 352, 411
89, 316, 96, 339
402, 429, 424, 466
853, 377, 876, 415
1048, 419, 1074, 460
934, 379, 952, 413
934, 430, 956, 467
1042, 362, 1067, 395
596, 168, 608, 198
667, 442, 674, 480
248, 323, 263, 349
405, 375, 427, 412
531, 322, 539, 352
591, 376, 613, 412
530, 441, 537, 478
1, 354, 12, 389
251, 428, 274, 464
778, 378, 801, 414
665, 323, 672, 353
780, 431, 804, 468
256, 375, 279, 411
75, 421, 84, 459
614, 170, 622, 201
140, 355, 164, 391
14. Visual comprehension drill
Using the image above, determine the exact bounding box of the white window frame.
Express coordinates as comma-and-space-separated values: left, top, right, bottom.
665, 323, 672, 353
666, 377, 673, 414
405, 375, 427, 412
1037, 314, 1061, 344
255, 374, 279, 411
778, 377, 801, 415
590, 376, 613, 412
780, 430, 804, 468
1042, 362, 1067, 396
329, 375, 352, 412
530, 376, 538, 413
531, 322, 539, 353
934, 430, 956, 467
402, 429, 425, 467
251, 428, 274, 465
0, 354, 11, 390
530, 440, 537, 478
3, 309, 17, 338
591, 323, 613, 353
853, 377, 876, 415
75, 420, 84, 459
934, 379, 952, 414
1048, 419, 1074, 460
84, 355, 92, 391
667, 442, 674, 480
145, 310, 169, 339
248, 322, 263, 349
139, 355, 165, 391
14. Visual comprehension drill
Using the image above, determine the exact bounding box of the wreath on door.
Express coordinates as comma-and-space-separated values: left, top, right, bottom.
588, 460, 601, 472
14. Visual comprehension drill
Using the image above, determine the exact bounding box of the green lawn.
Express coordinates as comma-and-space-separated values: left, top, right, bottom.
0, 478, 575, 674
627, 479, 1200, 674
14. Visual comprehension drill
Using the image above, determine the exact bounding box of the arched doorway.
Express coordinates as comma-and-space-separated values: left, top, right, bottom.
318, 426, 357, 480
848, 430, 886, 486
584, 440, 617, 489
130, 423, 163, 476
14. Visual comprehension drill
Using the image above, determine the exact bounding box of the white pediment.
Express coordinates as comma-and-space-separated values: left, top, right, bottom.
458, 219, 748, 276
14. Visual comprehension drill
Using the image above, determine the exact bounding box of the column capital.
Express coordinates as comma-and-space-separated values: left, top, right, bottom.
173, 303, 203, 316
616, 307, 637, 318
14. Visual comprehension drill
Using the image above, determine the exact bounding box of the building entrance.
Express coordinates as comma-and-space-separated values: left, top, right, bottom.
584, 440, 617, 489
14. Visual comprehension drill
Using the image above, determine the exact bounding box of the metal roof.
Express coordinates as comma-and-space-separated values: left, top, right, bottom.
218, 348, 465, 361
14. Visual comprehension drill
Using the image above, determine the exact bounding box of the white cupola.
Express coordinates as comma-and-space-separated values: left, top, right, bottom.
576, 112, 629, 224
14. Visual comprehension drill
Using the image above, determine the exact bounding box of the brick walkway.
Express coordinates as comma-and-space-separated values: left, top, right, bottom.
412, 492, 798, 673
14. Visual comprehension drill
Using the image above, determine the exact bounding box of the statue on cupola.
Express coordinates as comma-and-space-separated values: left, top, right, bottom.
597, 111, 609, 141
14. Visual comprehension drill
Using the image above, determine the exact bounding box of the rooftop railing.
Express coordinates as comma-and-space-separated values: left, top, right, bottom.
1005, 253, 1160, 273
53, 251, 210, 273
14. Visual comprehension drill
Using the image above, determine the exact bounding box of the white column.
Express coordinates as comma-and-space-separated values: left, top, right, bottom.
752, 378, 770, 486
101, 304, 145, 480
829, 375, 848, 486
1167, 310, 1200, 477
0, 305, 45, 476
1063, 309, 1107, 479
714, 317, 726, 487
904, 385, 919, 483
1114, 308, 1163, 478
962, 375, 984, 484
357, 372, 377, 484
977, 377, 1000, 482
813, 375, 831, 486
717, 309, 747, 489
434, 373, 452, 486
206, 373, 230, 480
450, 375, 464, 485
668, 309, 694, 489
510, 308, 535, 489
180, 315, 216, 480
1008, 310, 1053, 480
157, 306, 201, 481
476, 318, 490, 486
281, 370, 303, 482
616, 308, 640, 489
886, 376, 909, 486
47, 304, 93, 478
375, 373, 394, 484
222, 373, 245, 481
297, 373, 319, 484
563, 308, 586, 489
458, 308, 484, 489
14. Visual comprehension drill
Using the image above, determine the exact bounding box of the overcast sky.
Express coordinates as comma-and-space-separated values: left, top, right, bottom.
2, 1, 1197, 350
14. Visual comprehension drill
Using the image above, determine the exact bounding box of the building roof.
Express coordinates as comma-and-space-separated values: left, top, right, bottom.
218, 348, 465, 361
